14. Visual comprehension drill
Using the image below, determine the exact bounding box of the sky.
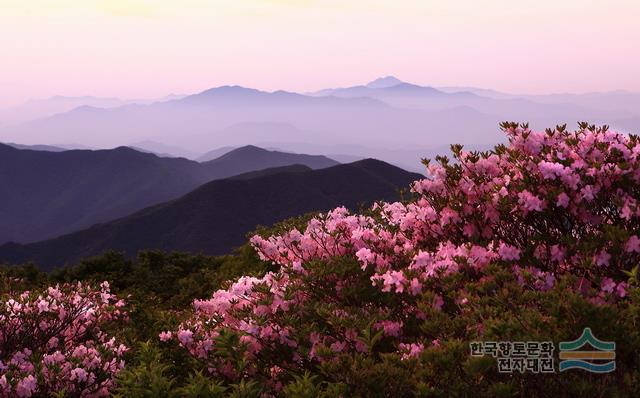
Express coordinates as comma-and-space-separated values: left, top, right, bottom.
1, 0, 639, 106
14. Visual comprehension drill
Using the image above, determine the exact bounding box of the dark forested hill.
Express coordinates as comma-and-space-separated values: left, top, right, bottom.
0, 144, 337, 243
0, 159, 421, 269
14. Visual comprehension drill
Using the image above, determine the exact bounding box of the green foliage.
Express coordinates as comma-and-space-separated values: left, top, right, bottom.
177, 372, 227, 398
0, 242, 278, 395
3, 218, 640, 396
114, 342, 177, 398
115, 342, 229, 397
281, 373, 346, 398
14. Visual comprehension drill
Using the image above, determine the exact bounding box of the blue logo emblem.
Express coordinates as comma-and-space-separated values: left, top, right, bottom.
559, 328, 615, 373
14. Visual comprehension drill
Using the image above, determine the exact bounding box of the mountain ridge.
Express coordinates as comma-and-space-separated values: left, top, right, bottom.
0, 159, 421, 269
0, 143, 338, 244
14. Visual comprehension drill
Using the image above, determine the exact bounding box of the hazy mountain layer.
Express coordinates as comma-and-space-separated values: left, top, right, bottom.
3, 78, 637, 172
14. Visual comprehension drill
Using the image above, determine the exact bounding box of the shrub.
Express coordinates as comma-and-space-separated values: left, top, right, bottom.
165, 123, 640, 396
0, 282, 128, 397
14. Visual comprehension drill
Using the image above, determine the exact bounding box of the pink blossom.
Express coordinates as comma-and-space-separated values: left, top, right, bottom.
376, 321, 403, 337
595, 251, 611, 266
355, 248, 375, 269
398, 343, 424, 360
518, 190, 545, 212
433, 295, 444, 311
601, 277, 616, 293
625, 236, 640, 253
538, 161, 565, 179
330, 341, 347, 352
159, 331, 173, 342
1, 283, 127, 397
36, 299, 50, 313
580, 185, 597, 202
550, 245, 566, 262
498, 242, 521, 261
409, 278, 422, 295
556, 192, 570, 208
166, 124, 640, 389
16, 375, 37, 397
70, 368, 88, 383
616, 282, 628, 298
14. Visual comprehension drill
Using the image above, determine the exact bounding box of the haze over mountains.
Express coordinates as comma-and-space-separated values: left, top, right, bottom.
2, 75, 639, 269
0, 94, 186, 127
0, 143, 337, 244
2, 76, 638, 172
0, 159, 420, 269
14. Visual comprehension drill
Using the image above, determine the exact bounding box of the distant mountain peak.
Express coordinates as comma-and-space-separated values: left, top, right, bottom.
366, 76, 405, 89
202, 145, 339, 171
226, 144, 266, 154
210, 145, 290, 160
179, 86, 308, 105
194, 85, 262, 98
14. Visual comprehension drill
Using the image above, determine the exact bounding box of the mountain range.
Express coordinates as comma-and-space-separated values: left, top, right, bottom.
0, 159, 421, 270
1, 76, 638, 269
0, 94, 185, 127
2, 76, 637, 173
0, 143, 337, 244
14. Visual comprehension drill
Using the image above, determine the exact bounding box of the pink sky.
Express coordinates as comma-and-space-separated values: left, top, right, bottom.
1, 0, 639, 106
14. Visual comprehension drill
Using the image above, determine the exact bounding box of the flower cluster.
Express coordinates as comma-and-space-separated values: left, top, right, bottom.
167, 123, 639, 389
0, 282, 128, 397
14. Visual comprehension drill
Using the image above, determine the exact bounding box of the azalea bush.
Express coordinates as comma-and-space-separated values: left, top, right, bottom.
0, 247, 280, 396
163, 123, 640, 396
3, 123, 640, 396
0, 281, 128, 397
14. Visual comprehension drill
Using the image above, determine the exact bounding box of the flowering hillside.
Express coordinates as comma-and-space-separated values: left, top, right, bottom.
0, 282, 127, 397
165, 123, 640, 396
2, 123, 640, 396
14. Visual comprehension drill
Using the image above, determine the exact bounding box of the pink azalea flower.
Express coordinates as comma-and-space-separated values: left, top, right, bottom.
518, 190, 545, 212
498, 242, 521, 261
625, 236, 640, 253
16, 375, 37, 397
177, 329, 194, 345
556, 192, 570, 208
594, 251, 611, 266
